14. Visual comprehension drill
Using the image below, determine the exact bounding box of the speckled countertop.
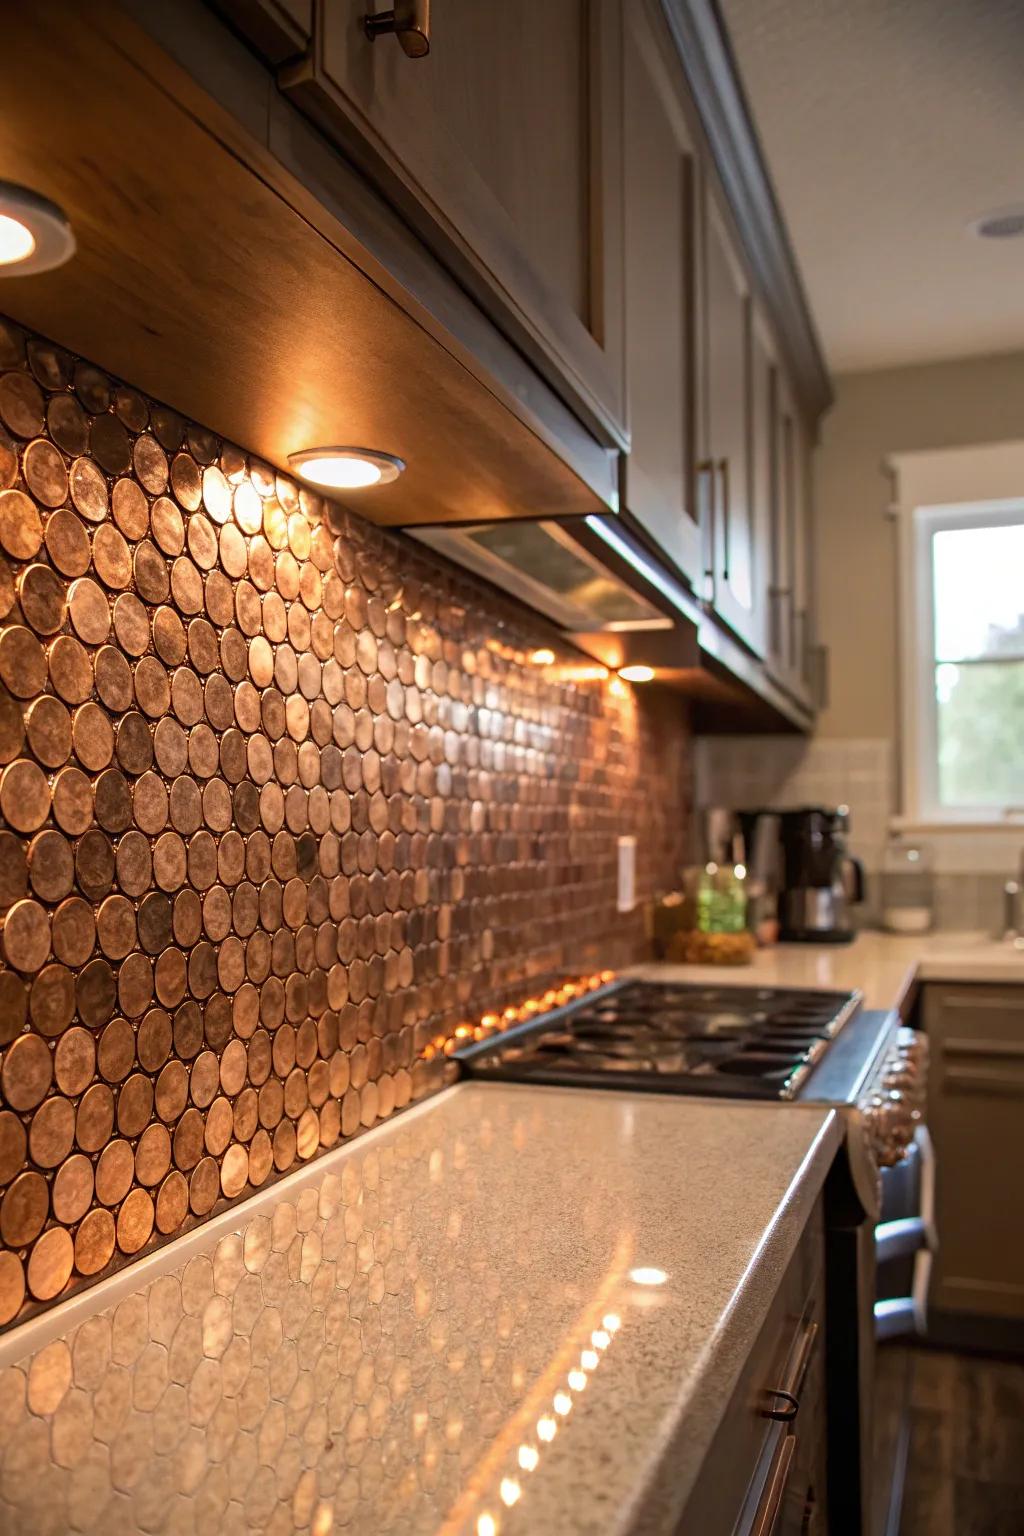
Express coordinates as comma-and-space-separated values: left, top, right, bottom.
0, 1083, 841, 1536
637, 929, 1024, 1014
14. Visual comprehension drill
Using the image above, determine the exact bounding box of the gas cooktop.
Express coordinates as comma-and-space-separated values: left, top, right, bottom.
459, 979, 863, 1100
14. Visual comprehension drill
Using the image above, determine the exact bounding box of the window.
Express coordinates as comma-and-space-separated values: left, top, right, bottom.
894, 443, 1024, 825
922, 505, 1024, 814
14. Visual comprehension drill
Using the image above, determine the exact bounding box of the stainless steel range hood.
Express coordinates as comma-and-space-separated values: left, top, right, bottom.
411, 513, 702, 672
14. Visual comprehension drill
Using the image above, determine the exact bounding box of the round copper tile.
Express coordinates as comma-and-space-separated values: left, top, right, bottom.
113, 591, 150, 656
29, 962, 75, 1036
171, 555, 203, 615
188, 723, 218, 779
27, 1226, 73, 1301
134, 654, 170, 718
0, 686, 23, 766
93, 521, 132, 590
51, 901, 95, 973
49, 634, 92, 705
218, 1144, 247, 1200
172, 1106, 204, 1171
247, 535, 274, 590
132, 774, 168, 840
170, 452, 201, 511
189, 1050, 219, 1109
1, 758, 50, 833
0, 624, 46, 697
0, 554, 13, 618
137, 892, 172, 956
111, 476, 149, 539
205, 674, 234, 733
117, 1073, 154, 1139
68, 576, 110, 645
189, 1156, 219, 1215
201, 1096, 230, 1157
116, 1187, 155, 1255
19, 562, 67, 635
171, 666, 202, 727
155, 1169, 188, 1235
54, 1024, 95, 1094
153, 717, 187, 778
0, 371, 44, 438
246, 1128, 272, 1187
97, 894, 136, 960
135, 1123, 171, 1189
202, 464, 231, 524
119, 952, 154, 1019
96, 1138, 134, 1206
134, 433, 168, 495
233, 479, 262, 536
0, 829, 27, 912
90, 412, 131, 475
71, 701, 113, 771
93, 766, 132, 833
74, 362, 111, 413
52, 1152, 94, 1225
68, 456, 108, 523
115, 711, 153, 777
74, 1206, 116, 1276
76, 954, 115, 1024
29, 1094, 75, 1167
137, 1006, 171, 1072
219, 522, 247, 579
188, 513, 218, 571
77, 1087, 115, 1160
1, 1169, 48, 1247
203, 882, 231, 938
3, 897, 51, 974
114, 385, 148, 432
94, 644, 134, 712
153, 605, 186, 666
51, 766, 91, 835
152, 495, 185, 555
155, 1060, 188, 1126
272, 1118, 296, 1171
0, 1109, 26, 1185
23, 437, 69, 508
47, 394, 88, 457
220, 627, 247, 682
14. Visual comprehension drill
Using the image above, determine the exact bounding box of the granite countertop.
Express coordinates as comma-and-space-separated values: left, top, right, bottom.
0, 1084, 841, 1536
637, 928, 1024, 1014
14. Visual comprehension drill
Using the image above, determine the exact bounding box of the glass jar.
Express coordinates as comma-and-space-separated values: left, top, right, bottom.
881, 838, 934, 934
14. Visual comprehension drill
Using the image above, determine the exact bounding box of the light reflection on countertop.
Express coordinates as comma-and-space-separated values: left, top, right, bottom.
0, 1084, 841, 1536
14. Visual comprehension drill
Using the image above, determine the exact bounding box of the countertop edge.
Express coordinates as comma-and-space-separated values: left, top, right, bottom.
622, 1105, 845, 1535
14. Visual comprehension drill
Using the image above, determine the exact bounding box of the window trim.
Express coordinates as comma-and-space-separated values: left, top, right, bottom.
891, 441, 1024, 829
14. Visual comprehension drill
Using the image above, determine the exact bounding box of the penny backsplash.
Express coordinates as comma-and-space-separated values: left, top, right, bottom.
0, 313, 691, 1331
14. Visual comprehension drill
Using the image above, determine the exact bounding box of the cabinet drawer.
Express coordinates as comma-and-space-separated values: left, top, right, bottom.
678, 1200, 827, 1533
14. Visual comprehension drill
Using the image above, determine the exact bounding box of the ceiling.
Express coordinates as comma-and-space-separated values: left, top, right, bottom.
719, 0, 1024, 374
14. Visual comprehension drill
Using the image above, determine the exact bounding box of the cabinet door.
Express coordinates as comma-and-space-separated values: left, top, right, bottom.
768, 370, 812, 701
924, 986, 1024, 1321
285, 0, 626, 444
620, 0, 701, 588
702, 189, 763, 653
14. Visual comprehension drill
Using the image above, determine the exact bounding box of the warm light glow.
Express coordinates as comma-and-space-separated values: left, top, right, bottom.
294, 454, 382, 488
629, 1266, 668, 1287
499, 1479, 521, 1508
287, 446, 404, 490
618, 665, 655, 684
603, 1313, 622, 1333
567, 1369, 587, 1392
477, 1515, 498, 1536
734, 863, 747, 880
518, 1445, 539, 1472
581, 1348, 599, 1371
553, 1390, 572, 1416
537, 1416, 557, 1443
592, 1329, 610, 1350
311, 1504, 334, 1536
609, 677, 629, 698
529, 648, 556, 666
0, 214, 35, 266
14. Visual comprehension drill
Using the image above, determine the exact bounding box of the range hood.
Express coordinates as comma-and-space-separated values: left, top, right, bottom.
412, 513, 703, 672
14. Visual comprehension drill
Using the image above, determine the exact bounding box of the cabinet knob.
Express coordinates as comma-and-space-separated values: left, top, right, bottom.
365, 0, 431, 58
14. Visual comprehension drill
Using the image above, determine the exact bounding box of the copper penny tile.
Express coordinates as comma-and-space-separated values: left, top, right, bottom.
0, 318, 690, 1332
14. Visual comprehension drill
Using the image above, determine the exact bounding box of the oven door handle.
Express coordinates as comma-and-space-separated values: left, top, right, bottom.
874, 1125, 937, 1341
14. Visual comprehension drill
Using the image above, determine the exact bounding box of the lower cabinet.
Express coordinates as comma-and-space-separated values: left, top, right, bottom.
679, 1199, 827, 1533
922, 984, 1024, 1330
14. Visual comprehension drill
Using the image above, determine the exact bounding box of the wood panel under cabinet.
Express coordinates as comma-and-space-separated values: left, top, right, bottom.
923, 984, 1024, 1326
282, 0, 628, 446
620, 0, 702, 589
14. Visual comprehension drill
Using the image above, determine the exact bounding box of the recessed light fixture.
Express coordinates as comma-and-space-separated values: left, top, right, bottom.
969, 204, 1024, 241
618, 665, 655, 684
0, 181, 75, 275
629, 1265, 669, 1286
287, 446, 404, 491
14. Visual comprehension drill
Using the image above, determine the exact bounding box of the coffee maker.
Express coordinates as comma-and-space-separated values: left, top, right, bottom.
778, 806, 865, 943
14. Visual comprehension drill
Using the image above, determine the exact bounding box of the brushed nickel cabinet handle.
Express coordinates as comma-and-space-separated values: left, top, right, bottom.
698, 459, 716, 591
365, 0, 430, 57
750, 1431, 797, 1536
781, 1317, 819, 1400
718, 456, 730, 580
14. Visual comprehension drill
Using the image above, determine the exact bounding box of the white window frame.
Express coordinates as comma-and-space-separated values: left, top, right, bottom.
891, 441, 1024, 830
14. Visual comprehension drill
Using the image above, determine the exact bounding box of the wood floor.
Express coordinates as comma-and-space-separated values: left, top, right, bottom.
900, 1346, 1024, 1535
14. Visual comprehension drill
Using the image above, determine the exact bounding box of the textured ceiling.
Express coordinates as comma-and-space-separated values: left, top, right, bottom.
719, 0, 1024, 373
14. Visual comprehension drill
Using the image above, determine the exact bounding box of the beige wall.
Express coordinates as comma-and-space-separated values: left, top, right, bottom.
814, 349, 1024, 740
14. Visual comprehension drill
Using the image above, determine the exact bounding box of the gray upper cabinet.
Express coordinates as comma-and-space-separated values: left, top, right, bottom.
621, 0, 702, 589
700, 185, 766, 656
279, 0, 627, 449
768, 369, 814, 704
